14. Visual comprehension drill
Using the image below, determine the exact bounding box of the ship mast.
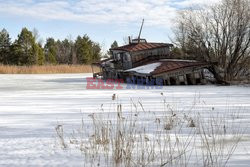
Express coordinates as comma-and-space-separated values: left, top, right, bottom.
138, 19, 144, 43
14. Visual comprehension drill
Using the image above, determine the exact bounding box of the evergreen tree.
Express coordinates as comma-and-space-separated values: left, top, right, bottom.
44, 38, 57, 64
75, 35, 101, 64
36, 44, 45, 65
111, 40, 118, 49
91, 43, 101, 62
13, 28, 38, 65
75, 36, 88, 64
108, 40, 119, 56
81, 35, 92, 64
0, 28, 101, 65
0, 29, 11, 64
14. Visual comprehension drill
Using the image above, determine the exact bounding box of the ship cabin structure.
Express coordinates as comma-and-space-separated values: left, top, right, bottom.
92, 38, 209, 85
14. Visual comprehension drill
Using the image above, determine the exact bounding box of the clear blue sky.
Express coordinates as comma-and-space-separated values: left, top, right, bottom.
0, 0, 216, 51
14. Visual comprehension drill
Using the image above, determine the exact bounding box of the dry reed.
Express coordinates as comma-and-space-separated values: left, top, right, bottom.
55, 94, 244, 166
0, 64, 100, 74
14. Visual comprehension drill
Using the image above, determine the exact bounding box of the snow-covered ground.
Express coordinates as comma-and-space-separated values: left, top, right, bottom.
0, 74, 249, 166
126, 62, 161, 74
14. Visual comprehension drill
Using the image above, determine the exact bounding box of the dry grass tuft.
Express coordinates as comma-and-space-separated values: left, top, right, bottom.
55, 95, 244, 166
0, 64, 99, 74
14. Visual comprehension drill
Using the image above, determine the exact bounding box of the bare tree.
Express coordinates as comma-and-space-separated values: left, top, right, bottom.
173, 0, 250, 84
32, 28, 44, 46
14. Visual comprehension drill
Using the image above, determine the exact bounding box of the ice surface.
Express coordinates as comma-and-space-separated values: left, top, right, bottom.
0, 74, 250, 166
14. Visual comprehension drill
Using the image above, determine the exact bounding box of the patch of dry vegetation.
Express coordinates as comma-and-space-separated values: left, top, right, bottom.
0, 64, 99, 74
55, 94, 244, 166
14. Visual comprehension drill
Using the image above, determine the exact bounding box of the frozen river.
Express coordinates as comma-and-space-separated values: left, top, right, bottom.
0, 74, 250, 166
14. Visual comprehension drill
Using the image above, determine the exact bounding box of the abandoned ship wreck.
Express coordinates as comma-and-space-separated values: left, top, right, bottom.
92, 37, 210, 86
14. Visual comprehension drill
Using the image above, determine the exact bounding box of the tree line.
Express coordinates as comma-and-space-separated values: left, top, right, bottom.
0, 28, 101, 65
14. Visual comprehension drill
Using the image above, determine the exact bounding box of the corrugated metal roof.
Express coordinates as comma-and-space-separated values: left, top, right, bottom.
126, 59, 208, 75
110, 42, 173, 52
152, 60, 208, 75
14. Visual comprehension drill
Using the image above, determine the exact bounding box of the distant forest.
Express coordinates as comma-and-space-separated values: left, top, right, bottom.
0, 28, 102, 66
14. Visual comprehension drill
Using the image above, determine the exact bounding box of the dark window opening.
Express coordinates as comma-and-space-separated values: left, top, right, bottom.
164, 80, 169, 85
170, 77, 176, 85
117, 73, 121, 79
180, 81, 185, 85
186, 74, 193, 85
196, 78, 201, 84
